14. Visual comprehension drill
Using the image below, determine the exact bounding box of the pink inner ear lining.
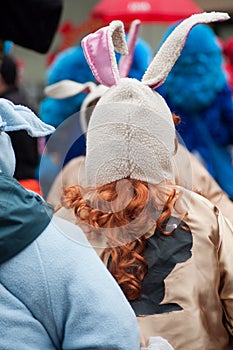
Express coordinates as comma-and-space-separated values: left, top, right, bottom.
81, 26, 120, 87
83, 86, 92, 94
118, 19, 141, 78
81, 37, 103, 85
147, 80, 164, 89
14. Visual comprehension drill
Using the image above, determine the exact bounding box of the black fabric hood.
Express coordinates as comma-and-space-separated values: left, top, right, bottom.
0, 173, 53, 264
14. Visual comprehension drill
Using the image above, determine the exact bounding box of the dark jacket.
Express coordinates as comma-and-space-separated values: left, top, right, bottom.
0, 172, 53, 264
2, 87, 39, 180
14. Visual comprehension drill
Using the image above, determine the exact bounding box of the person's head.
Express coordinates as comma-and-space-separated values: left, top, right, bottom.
0, 55, 18, 93
79, 13, 229, 192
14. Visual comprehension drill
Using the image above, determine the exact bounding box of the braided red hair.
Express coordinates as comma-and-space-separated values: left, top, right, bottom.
62, 178, 181, 300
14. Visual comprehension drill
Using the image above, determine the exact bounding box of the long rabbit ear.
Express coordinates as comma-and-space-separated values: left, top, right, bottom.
81, 20, 128, 87
118, 19, 141, 78
0, 98, 55, 137
142, 12, 230, 88
44, 80, 97, 99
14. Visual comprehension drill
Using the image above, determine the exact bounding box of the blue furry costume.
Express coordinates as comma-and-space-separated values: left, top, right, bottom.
157, 24, 233, 198
39, 46, 95, 196
39, 39, 153, 196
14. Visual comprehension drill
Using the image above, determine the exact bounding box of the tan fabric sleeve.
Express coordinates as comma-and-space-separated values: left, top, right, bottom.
217, 209, 233, 337
47, 156, 85, 207
174, 144, 233, 225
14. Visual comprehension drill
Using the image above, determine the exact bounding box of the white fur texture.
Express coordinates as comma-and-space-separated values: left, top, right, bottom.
85, 78, 175, 186
142, 12, 230, 87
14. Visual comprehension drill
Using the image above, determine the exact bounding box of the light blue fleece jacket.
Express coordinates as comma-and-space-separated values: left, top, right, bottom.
0, 175, 140, 350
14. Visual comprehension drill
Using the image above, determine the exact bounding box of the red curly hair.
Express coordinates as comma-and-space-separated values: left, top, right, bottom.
59, 113, 183, 300
61, 177, 182, 301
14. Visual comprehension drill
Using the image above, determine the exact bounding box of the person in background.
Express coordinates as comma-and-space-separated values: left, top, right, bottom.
0, 54, 42, 194
38, 45, 97, 197
57, 13, 233, 350
0, 97, 141, 350
156, 22, 233, 199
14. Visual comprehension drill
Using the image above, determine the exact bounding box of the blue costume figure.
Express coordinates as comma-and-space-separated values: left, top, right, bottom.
40, 46, 96, 160
157, 23, 233, 199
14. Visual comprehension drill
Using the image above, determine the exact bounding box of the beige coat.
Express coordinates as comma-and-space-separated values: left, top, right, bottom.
136, 189, 233, 349
56, 186, 233, 349
174, 144, 233, 222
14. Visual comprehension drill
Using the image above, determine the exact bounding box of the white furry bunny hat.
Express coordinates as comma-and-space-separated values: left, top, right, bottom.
79, 12, 229, 187
45, 19, 142, 134
0, 98, 55, 176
